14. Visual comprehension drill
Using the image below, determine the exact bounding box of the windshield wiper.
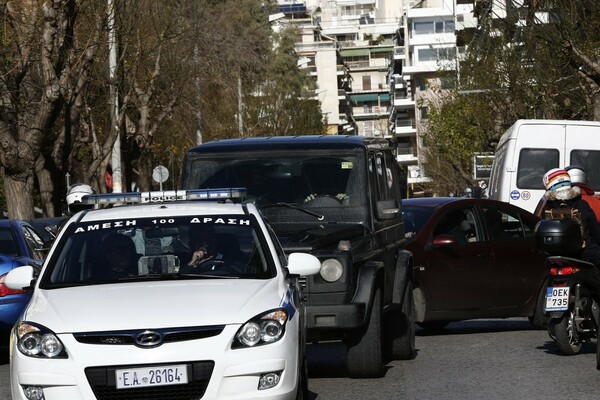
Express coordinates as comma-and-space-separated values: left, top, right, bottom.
118, 273, 239, 281
261, 202, 325, 221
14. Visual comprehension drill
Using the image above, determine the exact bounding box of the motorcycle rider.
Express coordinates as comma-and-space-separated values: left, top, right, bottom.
65, 183, 96, 215
540, 168, 600, 266
565, 165, 600, 222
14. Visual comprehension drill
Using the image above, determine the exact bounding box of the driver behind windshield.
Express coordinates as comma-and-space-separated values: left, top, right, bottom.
99, 233, 139, 279
181, 225, 219, 272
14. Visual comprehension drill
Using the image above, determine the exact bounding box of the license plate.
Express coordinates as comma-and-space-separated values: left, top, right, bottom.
545, 286, 570, 312
116, 364, 188, 389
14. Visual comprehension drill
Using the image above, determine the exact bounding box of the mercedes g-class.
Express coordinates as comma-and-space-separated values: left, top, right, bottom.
182, 136, 414, 378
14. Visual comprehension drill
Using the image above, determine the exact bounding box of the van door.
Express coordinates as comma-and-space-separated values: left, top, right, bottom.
566, 124, 600, 192
511, 123, 565, 213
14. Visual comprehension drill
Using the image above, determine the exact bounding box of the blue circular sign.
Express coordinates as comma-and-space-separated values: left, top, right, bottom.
510, 190, 520, 200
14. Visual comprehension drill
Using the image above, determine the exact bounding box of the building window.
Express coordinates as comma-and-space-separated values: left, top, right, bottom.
362, 75, 372, 90
417, 47, 456, 63
413, 19, 455, 36
419, 107, 428, 120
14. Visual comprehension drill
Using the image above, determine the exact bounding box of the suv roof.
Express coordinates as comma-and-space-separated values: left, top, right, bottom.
186, 135, 394, 154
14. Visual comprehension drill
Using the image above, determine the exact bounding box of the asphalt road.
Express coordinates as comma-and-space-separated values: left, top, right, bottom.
2, 318, 599, 400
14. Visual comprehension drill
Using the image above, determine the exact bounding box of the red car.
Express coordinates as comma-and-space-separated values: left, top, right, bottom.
402, 197, 547, 330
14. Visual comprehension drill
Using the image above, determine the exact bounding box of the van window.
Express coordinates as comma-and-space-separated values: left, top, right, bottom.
570, 150, 600, 190
517, 148, 559, 189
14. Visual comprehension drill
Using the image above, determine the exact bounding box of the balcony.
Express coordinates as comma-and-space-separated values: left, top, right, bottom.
353, 105, 389, 117
396, 146, 418, 164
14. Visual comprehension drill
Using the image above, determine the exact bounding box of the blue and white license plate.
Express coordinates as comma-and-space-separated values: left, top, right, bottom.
545, 286, 570, 312
116, 364, 188, 389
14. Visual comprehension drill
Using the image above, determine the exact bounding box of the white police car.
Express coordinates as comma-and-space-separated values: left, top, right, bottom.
5, 189, 320, 400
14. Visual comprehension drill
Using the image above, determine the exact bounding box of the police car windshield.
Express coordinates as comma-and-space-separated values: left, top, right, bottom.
41, 215, 276, 288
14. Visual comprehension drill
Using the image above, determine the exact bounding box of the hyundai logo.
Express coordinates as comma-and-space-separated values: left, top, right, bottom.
135, 330, 163, 348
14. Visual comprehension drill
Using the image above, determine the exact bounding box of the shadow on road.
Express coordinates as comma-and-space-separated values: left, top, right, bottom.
537, 339, 596, 355
0, 349, 8, 366
417, 318, 538, 336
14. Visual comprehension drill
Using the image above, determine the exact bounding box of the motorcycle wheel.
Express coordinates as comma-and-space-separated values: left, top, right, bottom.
551, 310, 582, 355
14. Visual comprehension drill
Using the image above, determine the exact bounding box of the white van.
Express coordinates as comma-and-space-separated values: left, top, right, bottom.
488, 119, 600, 214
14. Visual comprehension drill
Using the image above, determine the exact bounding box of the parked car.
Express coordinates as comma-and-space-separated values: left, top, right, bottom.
5, 188, 320, 400
27, 216, 67, 243
0, 219, 48, 347
402, 197, 548, 330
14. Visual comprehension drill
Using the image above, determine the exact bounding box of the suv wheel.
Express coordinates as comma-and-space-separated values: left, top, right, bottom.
346, 287, 384, 378
385, 281, 416, 360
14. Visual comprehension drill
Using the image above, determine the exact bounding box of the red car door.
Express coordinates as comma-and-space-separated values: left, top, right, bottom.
481, 204, 546, 309
422, 206, 498, 312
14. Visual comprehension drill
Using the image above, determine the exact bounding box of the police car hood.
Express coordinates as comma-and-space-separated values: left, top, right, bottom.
24, 279, 284, 333
271, 222, 366, 252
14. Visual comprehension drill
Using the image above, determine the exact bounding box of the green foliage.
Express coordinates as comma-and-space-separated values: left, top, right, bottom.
243, 25, 324, 137
422, 0, 600, 195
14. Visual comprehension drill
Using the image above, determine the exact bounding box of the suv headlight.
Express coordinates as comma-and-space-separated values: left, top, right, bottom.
320, 258, 343, 282
16, 322, 68, 359
232, 309, 288, 349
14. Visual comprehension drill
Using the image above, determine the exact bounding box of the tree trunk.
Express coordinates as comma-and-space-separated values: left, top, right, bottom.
594, 92, 600, 121
135, 154, 154, 192
4, 175, 36, 220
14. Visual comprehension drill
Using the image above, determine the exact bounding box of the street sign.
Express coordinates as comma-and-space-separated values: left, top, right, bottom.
473, 154, 494, 180
152, 165, 169, 190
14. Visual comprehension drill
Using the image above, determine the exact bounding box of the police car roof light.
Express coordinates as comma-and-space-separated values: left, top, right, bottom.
80, 188, 247, 205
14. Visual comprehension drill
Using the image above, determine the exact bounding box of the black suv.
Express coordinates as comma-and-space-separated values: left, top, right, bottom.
182, 135, 414, 378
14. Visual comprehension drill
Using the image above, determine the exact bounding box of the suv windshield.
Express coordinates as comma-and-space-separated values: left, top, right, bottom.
185, 153, 366, 209
41, 215, 275, 288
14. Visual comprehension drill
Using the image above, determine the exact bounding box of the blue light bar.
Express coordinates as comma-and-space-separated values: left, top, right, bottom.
80, 188, 247, 205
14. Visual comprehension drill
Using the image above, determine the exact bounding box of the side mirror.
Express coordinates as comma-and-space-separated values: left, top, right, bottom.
376, 200, 399, 220
287, 253, 321, 276
5, 265, 36, 291
432, 234, 459, 247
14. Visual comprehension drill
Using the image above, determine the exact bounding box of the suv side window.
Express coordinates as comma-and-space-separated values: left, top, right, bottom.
372, 152, 393, 202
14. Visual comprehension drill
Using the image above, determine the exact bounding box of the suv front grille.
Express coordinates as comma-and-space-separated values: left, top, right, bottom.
85, 361, 214, 400
298, 276, 309, 304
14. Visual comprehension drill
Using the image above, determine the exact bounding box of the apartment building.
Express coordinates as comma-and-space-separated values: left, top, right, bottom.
278, 0, 477, 191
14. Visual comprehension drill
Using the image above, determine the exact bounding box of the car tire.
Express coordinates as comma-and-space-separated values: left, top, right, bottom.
596, 326, 600, 370
528, 282, 547, 330
552, 310, 582, 355
295, 357, 309, 400
347, 287, 384, 378
385, 282, 416, 360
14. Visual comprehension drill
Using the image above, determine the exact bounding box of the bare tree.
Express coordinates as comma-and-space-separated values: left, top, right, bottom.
0, 0, 107, 218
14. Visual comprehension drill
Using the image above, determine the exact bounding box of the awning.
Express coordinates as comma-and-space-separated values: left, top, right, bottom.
370, 46, 393, 53
350, 93, 390, 102
340, 48, 370, 57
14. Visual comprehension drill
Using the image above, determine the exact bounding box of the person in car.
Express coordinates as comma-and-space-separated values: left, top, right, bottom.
100, 233, 139, 279
180, 225, 219, 272
540, 168, 600, 265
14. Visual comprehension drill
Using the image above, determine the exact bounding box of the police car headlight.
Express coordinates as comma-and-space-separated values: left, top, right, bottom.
320, 258, 343, 282
233, 309, 288, 348
16, 322, 67, 359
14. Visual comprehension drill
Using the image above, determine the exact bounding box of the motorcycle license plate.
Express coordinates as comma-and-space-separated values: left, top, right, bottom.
545, 286, 570, 312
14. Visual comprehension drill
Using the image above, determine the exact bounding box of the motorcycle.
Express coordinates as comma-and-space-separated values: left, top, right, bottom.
535, 218, 600, 356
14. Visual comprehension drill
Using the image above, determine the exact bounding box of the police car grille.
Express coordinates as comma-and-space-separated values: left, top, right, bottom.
74, 326, 225, 345
85, 361, 214, 400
